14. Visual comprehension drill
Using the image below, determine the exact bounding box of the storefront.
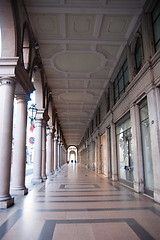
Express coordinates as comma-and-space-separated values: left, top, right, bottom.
116, 112, 134, 187
139, 98, 154, 197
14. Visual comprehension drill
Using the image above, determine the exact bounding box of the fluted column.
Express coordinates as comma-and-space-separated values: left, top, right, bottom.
0, 78, 15, 208
32, 109, 45, 183
46, 126, 53, 176
11, 95, 29, 195
41, 120, 47, 180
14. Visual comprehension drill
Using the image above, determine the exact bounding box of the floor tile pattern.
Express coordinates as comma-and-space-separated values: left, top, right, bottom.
0, 164, 160, 240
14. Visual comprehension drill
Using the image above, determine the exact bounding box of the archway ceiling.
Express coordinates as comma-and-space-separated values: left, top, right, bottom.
24, 0, 145, 147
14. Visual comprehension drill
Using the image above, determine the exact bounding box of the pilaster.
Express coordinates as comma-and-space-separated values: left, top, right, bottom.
130, 104, 144, 192
142, 13, 155, 62
111, 122, 118, 181
147, 87, 160, 203
105, 128, 110, 178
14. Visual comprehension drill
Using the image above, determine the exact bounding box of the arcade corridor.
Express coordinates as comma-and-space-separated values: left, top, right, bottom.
1, 3, 160, 240
0, 164, 160, 240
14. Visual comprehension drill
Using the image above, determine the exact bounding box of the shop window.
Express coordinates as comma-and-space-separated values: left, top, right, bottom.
116, 112, 134, 187
152, 0, 160, 52
22, 23, 31, 71
139, 98, 154, 196
135, 37, 143, 73
113, 59, 129, 104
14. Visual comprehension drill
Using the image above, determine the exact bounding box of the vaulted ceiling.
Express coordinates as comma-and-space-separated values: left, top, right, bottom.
24, 0, 145, 147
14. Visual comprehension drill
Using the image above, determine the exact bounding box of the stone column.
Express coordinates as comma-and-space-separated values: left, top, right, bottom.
52, 133, 55, 173
11, 95, 29, 195
32, 109, 45, 183
54, 135, 58, 171
147, 87, 160, 203
0, 78, 15, 208
130, 104, 144, 192
60, 143, 62, 167
41, 120, 47, 180
57, 137, 60, 169
46, 126, 53, 176
111, 122, 118, 181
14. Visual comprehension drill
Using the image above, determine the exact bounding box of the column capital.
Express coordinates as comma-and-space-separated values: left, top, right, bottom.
35, 108, 45, 120
15, 94, 30, 102
145, 83, 156, 95
0, 77, 16, 86
47, 125, 55, 135
0, 57, 19, 78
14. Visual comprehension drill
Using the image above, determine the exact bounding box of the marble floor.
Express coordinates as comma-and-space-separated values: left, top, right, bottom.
0, 163, 160, 240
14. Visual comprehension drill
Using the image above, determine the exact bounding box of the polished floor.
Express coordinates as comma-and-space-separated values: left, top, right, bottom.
0, 163, 160, 240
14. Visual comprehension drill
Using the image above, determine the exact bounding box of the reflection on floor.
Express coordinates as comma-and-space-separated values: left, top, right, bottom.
0, 163, 160, 240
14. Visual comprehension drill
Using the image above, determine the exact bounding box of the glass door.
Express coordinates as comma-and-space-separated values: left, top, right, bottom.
116, 112, 134, 187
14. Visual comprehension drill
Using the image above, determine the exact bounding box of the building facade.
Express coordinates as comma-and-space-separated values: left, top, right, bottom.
78, 0, 160, 203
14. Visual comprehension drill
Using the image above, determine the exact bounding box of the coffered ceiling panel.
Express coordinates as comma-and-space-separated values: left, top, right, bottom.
30, 14, 61, 37
24, 0, 145, 146
100, 15, 132, 38
66, 14, 96, 37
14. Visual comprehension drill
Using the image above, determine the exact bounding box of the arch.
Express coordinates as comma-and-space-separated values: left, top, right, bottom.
130, 31, 144, 74
0, 0, 16, 57
44, 83, 49, 111
21, 22, 32, 72
68, 146, 77, 163
31, 58, 44, 109
135, 34, 143, 73
48, 98, 54, 126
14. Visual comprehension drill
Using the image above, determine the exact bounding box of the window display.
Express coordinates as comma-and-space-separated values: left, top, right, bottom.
116, 113, 134, 186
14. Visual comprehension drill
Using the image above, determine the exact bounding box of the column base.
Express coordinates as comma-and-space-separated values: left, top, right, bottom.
134, 181, 144, 193
31, 177, 43, 184
0, 195, 14, 209
42, 175, 47, 180
154, 190, 160, 204
47, 172, 53, 179
11, 186, 28, 195
112, 174, 118, 181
